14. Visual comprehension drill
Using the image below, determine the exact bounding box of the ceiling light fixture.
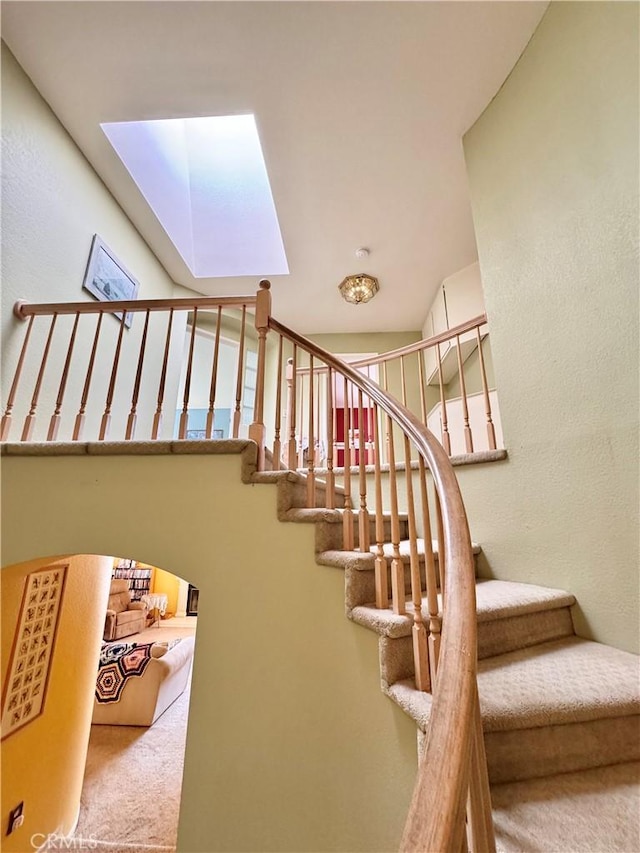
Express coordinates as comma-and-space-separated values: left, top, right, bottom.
339, 273, 380, 305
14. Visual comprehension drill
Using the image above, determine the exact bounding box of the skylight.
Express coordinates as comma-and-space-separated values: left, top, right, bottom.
101, 115, 289, 278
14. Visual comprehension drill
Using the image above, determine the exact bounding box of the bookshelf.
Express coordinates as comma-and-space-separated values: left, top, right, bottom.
112, 562, 152, 601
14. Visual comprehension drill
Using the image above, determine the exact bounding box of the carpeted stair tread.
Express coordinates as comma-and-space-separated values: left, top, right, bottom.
474, 579, 575, 622
385, 636, 639, 734
368, 538, 482, 560
283, 507, 409, 524
478, 636, 640, 732
491, 761, 640, 852
349, 579, 574, 639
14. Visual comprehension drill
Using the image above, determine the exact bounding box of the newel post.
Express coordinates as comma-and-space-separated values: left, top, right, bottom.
249, 279, 272, 470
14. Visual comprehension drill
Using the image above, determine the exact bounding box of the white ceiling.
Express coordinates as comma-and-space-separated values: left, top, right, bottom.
1, 1, 547, 334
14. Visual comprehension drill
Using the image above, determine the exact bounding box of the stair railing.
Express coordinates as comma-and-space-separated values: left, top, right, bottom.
289, 313, 501, 461
2, 293, 259, 443
3, 280, 495, 851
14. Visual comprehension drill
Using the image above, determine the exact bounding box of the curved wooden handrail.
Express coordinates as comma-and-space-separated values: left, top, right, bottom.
13, 294, 256, 319
270, 316, 479, 851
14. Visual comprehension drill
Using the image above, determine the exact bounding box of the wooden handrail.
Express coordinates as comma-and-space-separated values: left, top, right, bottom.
13, 294, 257, 319
269, 316, 488, 852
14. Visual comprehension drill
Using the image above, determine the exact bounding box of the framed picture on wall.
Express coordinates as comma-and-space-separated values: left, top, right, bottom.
1, 565, 68, 739
82, 234, 139, 327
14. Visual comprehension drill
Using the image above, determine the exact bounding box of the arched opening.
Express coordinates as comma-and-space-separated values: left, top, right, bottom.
1, 552, 198, 852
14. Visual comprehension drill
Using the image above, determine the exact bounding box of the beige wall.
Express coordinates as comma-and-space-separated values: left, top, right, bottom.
1, 45, 186, 442
1, 452, 418, 851
1, 554, 112, 851
463, 2, 639, 652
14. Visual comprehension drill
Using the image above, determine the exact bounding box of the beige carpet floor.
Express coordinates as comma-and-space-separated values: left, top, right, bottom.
72, 627, 195, 853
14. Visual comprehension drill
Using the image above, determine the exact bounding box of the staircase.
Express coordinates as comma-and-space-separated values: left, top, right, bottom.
252, 466, 640, 853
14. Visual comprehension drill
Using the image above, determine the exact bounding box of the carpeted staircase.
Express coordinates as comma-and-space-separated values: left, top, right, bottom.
252, 467, 640, 852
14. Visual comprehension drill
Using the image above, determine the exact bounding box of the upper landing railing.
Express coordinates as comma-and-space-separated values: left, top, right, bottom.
2, 281, 495, 852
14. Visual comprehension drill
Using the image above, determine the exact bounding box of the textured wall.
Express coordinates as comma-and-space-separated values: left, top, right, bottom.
463, 2, 639, 652
2, 452, 418, 851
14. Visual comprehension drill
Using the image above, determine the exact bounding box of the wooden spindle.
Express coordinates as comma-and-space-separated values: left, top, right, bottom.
404, 435, 430, 692
325, 366, 335, 509
1, 314, 35, 441
272, 335, 284, 470
373, 403, 388, 608
342, 377, 355, 550
418, 350, 428, 424
73, 313, 103, 441
456, 334, 474, 453
435, 488, 446, 596
249, 280, 271, 469
125, 309, 150, 440
381, 361, 390, 467
286, 351, 297, 470
233, 305, 247, 439
476, 327, 497, 451
179, 308, 199, 440
418, 456, 441, 686
357, 389, 370, 552
436, 342, 451, 455
48, 312, 80, 441
400, 355, 408, 406
21, 313, 58, 441
466, 686, 497, 853
387, 414, 406, 616
99, 311, 127, 441
152, 308, 174, 440
206, 306, 223, 439
307, 355, 316, 507
297, 371, 305, 468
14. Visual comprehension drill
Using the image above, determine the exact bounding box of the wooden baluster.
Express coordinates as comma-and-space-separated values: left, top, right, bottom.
325, 366, 335, 509
419, 456, 441, 685
418, 350, 428, 425
373, 403, 388, 608
1, 314, 35, 441
477, 326, 496, 451
342, 377, 355, 550
400, 355, 408, 406
48, 312, 80, 441
152, 308, 174, 440
179, 308, 198, 439
435, 487, 446, 596
233, 304, 247, 438
206, 306, 222, 439
99, 312, 127, 440
249, 280, 271, 469
272, 335, 284, 470
125, 309, 150, 440
73, 313, 103, 441
466, 685, 497, 853
456, 333, 474, 453
21, 313, 58, 441
286, 350, 297, 470
436, 342, 451, 455
357, 389, 370, 552
298, 370, 305, 468
405, 435, 430, 692
307, 355, 316, 507
387, 414, 406, 615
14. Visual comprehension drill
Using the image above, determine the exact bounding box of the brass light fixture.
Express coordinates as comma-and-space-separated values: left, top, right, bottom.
339, 273, 380, 305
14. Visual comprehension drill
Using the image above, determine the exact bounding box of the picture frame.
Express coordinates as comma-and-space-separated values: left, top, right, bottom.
82, 234, 139, 328
1, 565, 68, 739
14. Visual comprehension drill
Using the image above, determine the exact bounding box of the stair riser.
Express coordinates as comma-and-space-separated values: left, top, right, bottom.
316, 517, 410, 552
344, 561, 445, 611
374, 607, 577, 685
485, 714, 640, 784
286, 479, 347, 510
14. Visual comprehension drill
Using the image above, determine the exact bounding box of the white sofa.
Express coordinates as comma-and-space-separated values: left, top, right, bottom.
92, 636, 195, 726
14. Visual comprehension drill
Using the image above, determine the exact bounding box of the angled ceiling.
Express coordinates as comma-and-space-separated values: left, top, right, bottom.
1, 1, 548, 334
